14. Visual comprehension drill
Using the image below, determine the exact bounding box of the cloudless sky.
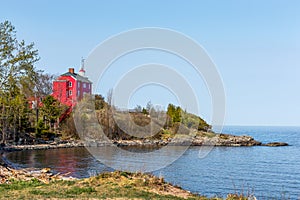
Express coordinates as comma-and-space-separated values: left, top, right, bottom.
1, 0, 300, 126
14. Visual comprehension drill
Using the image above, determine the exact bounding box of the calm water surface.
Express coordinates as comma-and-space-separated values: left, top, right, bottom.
6, 126, 300, 199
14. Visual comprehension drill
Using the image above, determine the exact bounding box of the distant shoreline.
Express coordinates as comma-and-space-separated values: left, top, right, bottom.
0, 133, 288, 153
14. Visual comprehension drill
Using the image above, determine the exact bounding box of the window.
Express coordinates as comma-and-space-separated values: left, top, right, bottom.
78, 82, 80, 88
83, 83, 86, 88
69, 82, 72, 87
69, 90, 72, 96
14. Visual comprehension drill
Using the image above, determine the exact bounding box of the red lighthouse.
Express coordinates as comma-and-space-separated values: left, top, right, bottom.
52, 64, 92, 108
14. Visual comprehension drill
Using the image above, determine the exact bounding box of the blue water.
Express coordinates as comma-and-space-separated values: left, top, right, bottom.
158, 126, 300, 199
5, 126, 300, 199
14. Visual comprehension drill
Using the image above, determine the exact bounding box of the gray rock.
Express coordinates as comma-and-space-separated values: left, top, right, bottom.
263, 142, 288, 147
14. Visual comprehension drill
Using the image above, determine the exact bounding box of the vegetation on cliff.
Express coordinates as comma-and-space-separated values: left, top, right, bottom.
86, 93, 212, 141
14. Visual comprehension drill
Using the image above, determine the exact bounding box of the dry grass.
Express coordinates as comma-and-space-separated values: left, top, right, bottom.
0, 168, 251, 200
0, 170, 200, 199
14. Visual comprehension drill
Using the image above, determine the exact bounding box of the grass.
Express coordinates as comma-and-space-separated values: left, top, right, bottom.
0, 171, 249, 200
0, 171, 193, 199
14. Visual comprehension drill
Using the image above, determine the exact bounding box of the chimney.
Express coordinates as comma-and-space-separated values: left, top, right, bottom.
69, 68, 75, 74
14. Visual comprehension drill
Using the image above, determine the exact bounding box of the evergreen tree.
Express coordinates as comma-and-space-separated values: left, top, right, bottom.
0, 21, 39, 144
40, 95, 62, 131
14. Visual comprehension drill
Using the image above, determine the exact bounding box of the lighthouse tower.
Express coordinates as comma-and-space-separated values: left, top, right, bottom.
79, 58, 86, 77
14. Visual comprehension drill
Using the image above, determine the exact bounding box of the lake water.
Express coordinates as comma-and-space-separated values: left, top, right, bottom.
5, 126, 300, 199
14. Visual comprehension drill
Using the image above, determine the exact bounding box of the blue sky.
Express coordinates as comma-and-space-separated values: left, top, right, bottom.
1, 0, 300, 126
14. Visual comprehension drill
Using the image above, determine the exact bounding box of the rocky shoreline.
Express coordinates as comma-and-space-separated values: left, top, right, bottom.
0, 164, 76, 184
0, 133, 288, 152
1, 140, 85, 152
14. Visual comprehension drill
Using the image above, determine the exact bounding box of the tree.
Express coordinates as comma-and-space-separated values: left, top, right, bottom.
0, 21, 39, 144
142, 108, 148, 115
174, 106, 182, 123
134, 105, 142, 113
94, 94, 106, 110
146, 101, 152, 113
35, 72, 56, 97
105, 89, 114, 139
165, 103, 183, 129
40, 95, 62, 131
0, 21, 39, 92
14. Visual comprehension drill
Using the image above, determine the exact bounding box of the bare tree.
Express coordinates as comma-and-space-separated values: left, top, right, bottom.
106, 89, 114, 139
106, 89, 113, 107
35, 72, 57, 97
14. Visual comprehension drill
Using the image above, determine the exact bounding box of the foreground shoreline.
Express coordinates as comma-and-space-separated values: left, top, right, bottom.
0, 165, 197, 199
0, 163, 253, 200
